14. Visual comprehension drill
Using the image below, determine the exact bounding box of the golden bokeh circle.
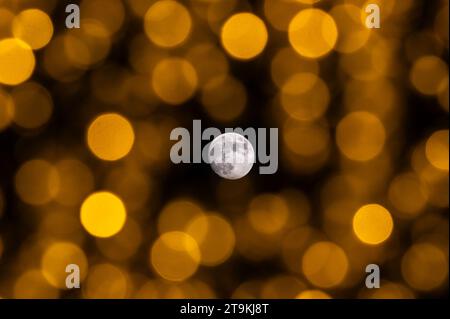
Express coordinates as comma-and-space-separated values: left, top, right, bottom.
288, 9, 338, 59
353, 204, 394, 245
401, 243, 448, 291
150, 231, 201, 281
12, 9, 54, 50
0, 38, 35, 85
80, 191, 127, 238
41, 242, 88, 289
425, 129, 449, 171
87, 113, 135, 161
152, 58, 198, 105
302, 241, 348, 288
144, 0, 192, 48
336, 111, 386, 161
221, 13, 268, 60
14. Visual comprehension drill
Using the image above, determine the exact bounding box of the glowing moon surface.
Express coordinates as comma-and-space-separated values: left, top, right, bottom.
208, 133, 255, 180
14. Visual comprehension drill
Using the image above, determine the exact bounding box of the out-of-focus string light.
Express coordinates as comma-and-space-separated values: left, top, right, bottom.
152, 57, 198, 105
352, 204, 394, 245
87, 113, 135, 161
41, 242, 88, 289
221, 13, 268, 60
80, 191, 127, 238
0, 38, 35, 85
144, 0, 192, 48
336, 111, 386, 162
150, 231, 201, 281
288, 9, 338, 59
12, 9, 53, 50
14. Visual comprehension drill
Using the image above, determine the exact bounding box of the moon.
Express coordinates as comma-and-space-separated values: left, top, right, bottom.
208, 133, 255, 180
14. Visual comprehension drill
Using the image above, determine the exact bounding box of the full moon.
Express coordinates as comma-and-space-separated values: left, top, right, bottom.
208, 133, 255, 180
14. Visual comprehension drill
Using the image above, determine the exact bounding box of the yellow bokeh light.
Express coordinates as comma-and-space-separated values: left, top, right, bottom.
280, 73, 330, 121
186, 214, 235, 266
330, 4, 370, 54
247, 194, 290, 235
80, 191, 127, 238
283, 119, 330, 157
388, 172, 428, 217
271, 47, 320, 88
221, 13, 268, 60
353, 204, 393, 245
336, 111, 386, 161
201, 75, 247, 122
84, 263, 129, 298
150, 231, 201, 281
144, 0, 192, 48
14, 270, 59, 299
296, 290, 331, 299
12, 9, 54, 50
302, 241, 348, 288
0, 38, 35, 85
186, 43, 229, 88
288, 9, 338, 59
15, 159, 59, 206
41, 242, 88, 289
158, 198, 205, 234
152, 58, 198, 105
11, 82, 53, 129
410, 55, 448, 95
87, 113, 135, 161
401, 243, 448, 291
425, 130, 449, 171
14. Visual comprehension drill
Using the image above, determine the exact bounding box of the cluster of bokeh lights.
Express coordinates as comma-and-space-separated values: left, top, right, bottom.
0, 0, 448, 299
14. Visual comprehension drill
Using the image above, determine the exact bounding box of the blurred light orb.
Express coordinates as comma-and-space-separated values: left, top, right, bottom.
336, 111, 386, 161
201, 75, 247, 122
221, 13, 268, 60
80, 191, 127, 238
144, 0, 192, 48
388, 173, 428, 217
248, 194, 290, 234
0, 38, 35, 85
14, 270, 59, 299
84, 263, 128, 298
186, 214, 235, 266
410, 55, 448, 95
11, 82, 53, 129
0, 89, 14, 131
425, 130, 449, 171
401, 243, 448, 291
15, 159, 59, 206
41, 242, 88, 289
302, 241, 348, 288
87, 113, 135, 161
150, 231, 201, 281
12, 9, 53, 50
281, 73, 329, 121
158, 198, 205, 234
353, 204, 394, 245
271, 47, 320, 88
152, 58, 198, 105
296, 290, 331, 299
288, 9, 338, 59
